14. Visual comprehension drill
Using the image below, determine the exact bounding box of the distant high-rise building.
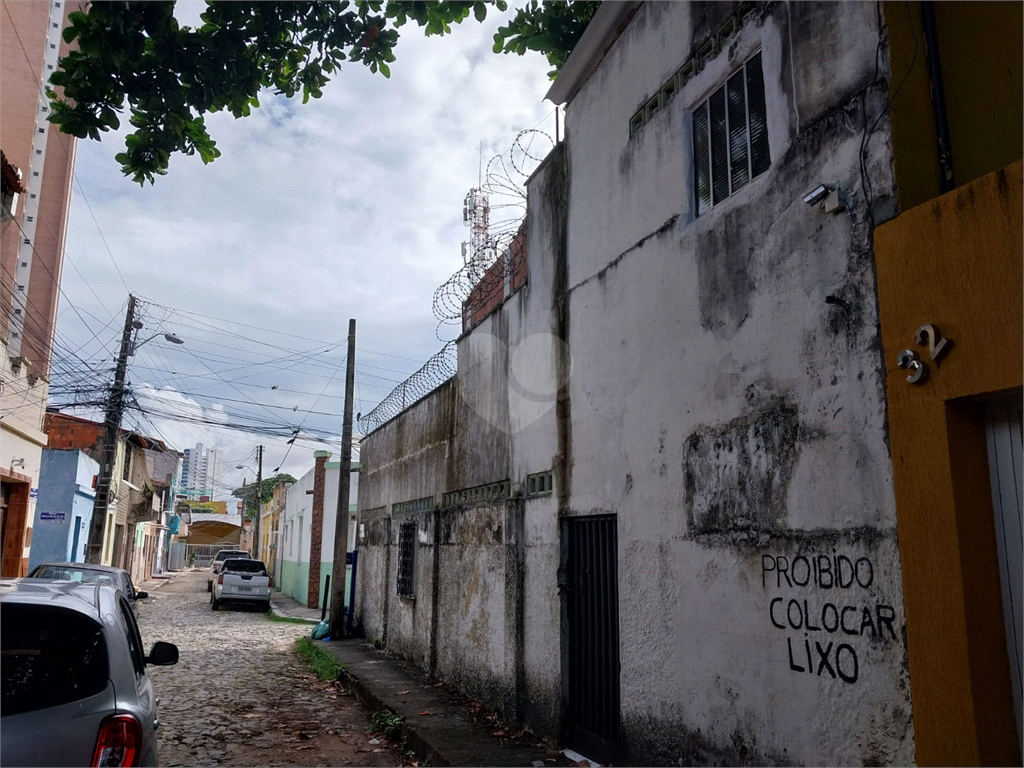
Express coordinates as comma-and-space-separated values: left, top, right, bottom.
179, 443, 221, 498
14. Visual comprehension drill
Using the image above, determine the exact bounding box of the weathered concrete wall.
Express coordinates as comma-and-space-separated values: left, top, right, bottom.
356, 199, 567, 729
358, 379, 457, 511
435, 502, 512, 708
557, 2, 911, 765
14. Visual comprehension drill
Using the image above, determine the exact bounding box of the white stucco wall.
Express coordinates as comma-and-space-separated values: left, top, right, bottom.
550, 2, 912, 764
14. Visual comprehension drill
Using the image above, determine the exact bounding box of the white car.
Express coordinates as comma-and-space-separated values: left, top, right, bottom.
206, 550, 250, 592
211, 559, 272, 612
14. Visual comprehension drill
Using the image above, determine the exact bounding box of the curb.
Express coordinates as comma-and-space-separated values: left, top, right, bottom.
268, 599, 320, 624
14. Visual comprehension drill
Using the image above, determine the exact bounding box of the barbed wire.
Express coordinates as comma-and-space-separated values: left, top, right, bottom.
431, 129, 552, 339
359, 129, 553, 435
356, 341, 457, 433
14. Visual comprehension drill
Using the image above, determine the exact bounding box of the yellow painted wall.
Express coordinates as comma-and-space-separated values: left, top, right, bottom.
874, 162, 1022, 766
884, 2, 1023, 211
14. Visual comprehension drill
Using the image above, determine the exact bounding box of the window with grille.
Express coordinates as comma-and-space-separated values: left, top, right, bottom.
692, 51, 770, 214
397, 521, 416, 598
526, 471, 554, 497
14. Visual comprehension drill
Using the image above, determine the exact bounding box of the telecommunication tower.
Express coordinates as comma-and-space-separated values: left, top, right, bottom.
461, 186, 491, 280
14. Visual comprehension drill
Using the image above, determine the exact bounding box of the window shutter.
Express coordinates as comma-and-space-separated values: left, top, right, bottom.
709, 87, 730, 205
746, 52, 770, 178
727, 70, 749, 193
693, 102, 712, 214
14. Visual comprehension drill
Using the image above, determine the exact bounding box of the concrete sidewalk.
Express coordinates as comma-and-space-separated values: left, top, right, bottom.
137, 570, 178, 594
269, 589, 322, 623
319, 639, 570, 767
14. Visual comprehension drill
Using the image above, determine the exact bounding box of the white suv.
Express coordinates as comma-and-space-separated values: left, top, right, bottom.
206, 550, 250, 592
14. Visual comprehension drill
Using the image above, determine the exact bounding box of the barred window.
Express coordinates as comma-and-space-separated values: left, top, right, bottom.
693, 51, 770, 214
393, 497, 433, 515
397, 521, 416, 598
526, 471, 554, 497
441, 480, 510, 508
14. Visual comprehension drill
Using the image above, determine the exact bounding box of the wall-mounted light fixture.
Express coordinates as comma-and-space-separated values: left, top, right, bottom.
803, 183, 848, 214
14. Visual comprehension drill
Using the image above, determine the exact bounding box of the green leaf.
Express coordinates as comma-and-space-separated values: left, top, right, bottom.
379, 61, 390, 78
473, 2, 487, 23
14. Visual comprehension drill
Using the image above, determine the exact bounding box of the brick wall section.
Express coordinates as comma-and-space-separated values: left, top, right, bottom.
463, 221, 528, 330
306, 451, 331, 608
44, 412, 104, 457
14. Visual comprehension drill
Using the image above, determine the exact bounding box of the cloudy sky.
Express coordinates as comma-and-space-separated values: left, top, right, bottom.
49, 1, 558, 499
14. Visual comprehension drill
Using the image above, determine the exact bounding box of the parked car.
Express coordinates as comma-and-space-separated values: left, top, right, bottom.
0, 578, 178, 767
28, 563, 148, 616
211, 559, 272, 612
206, 550, 250, 592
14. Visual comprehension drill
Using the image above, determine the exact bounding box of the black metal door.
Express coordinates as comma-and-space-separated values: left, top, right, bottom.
561, 515, 620, 763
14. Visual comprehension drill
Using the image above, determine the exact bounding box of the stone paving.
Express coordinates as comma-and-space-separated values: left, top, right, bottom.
137, 570, 407, 767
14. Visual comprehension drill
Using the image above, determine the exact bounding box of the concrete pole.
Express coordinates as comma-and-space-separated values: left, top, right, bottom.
254, 445, 263, 557
86, 294, 136, 563
329, 319, 356, 638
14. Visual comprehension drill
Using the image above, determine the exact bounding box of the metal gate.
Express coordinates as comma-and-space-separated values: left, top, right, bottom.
560, 515, 621, 764
184, 544, 228, 568
167, 541, 186, 571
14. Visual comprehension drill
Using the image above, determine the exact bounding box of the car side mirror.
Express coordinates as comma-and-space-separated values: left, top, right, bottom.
135, 590, 149, 600
146, 641, 179, 666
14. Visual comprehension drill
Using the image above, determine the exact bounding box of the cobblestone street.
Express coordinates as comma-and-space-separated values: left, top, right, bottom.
137, 570, 407, 767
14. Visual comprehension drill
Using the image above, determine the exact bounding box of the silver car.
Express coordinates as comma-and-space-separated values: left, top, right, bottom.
28, 562, 149, 616
0, 579, 178, 767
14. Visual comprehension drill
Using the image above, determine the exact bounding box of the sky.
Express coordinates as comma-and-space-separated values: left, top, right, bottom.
47, 1, 559, 500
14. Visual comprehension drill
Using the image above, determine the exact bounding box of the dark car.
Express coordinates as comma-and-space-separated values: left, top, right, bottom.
28, 563, 148, 616
0, 578, 178, 767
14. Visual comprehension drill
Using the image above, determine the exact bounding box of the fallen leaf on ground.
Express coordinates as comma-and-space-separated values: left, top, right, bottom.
418, 711, 432, 716
396, 691, 410, 695
243, 714, 260, 719
491, 729, 506, 737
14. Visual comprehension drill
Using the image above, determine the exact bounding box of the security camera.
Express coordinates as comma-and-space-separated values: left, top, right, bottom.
802, 184, 830, 206
802, 183, 848, 214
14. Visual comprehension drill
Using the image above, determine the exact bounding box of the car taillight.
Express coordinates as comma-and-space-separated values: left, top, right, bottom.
217, 574, 224, 585
268, 575, 273, 588
92, 714, 142, 767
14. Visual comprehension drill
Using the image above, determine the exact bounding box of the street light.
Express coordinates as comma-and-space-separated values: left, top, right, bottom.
235, 447, 263, 561
130, 332, 184, 356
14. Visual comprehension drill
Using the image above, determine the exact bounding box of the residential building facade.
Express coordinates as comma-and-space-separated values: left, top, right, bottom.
353, 2, 1021, 765
0, 0, 84, 577
278, 451, 357, 611
27, 448, 97, 568
259, 477, 291, 577
44, 410, 179, 578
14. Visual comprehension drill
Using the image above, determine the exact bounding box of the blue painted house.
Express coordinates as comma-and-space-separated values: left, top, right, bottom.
29, 449, 98, 569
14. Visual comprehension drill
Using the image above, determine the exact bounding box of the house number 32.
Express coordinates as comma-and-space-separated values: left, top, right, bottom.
897, 324, 953, 385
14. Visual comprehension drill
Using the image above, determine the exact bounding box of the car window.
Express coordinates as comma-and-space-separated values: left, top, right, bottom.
117, 599, 146, 678
32, 566, 115, 587
1, 604, 109, 716
123, 573, 136, 597
215, 551, 248, 562
222, 559, 266, 573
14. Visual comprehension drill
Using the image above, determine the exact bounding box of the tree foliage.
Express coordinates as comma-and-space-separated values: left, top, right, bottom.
232, 472, 296, 517
48, 1, 597, 185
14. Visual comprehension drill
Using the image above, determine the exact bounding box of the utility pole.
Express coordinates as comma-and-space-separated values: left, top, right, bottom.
253, 445, 263, 557
329, 319, 356, 638
86, 294, 137, 564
